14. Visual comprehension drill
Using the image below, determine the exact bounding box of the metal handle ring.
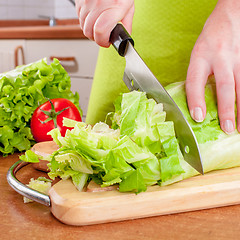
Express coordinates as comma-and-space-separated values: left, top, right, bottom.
7, 160, 51, 207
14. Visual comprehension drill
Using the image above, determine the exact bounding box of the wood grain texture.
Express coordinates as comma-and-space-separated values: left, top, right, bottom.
49, 167, 240, 226
1, 154, 240, 240
31, 141, 59, 172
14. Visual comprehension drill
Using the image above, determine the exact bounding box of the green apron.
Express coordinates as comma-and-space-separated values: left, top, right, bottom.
86, 0, 218, 125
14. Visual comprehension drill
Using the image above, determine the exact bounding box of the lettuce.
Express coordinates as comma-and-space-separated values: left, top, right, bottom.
44, 91, 184, 193
22, 78, 240, 193
0, 58, 80, 155
23, 177, 52, 203
165, 79, 240, 182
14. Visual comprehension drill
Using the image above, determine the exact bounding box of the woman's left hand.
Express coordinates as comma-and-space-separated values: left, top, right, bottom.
186, 0, 240, 134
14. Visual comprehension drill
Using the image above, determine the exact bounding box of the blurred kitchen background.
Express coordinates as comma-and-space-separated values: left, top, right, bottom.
0, 0, 77, 20
0, 0, 99, 120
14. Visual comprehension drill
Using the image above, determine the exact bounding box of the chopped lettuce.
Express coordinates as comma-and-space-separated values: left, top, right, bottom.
21, 78, 240, 194
44, 91, 184, 193
0, 58, 81, 155
23, 177, 52, 203
19, 149, 40, 163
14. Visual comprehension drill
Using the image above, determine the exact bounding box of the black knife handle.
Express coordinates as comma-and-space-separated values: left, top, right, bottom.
110, 23, 134, 57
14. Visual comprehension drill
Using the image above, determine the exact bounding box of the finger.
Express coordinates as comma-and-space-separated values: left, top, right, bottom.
94, 8, 133, 47
79, 0, 98, 31
121, 4, 135, 34
214, 61, 235, 134
75, 0, 82, 17
75, 0, 84, 26
79, 5, 90, 30
186, 57, 212, 122
83, 10, 101, 40
234, 63, 240, 132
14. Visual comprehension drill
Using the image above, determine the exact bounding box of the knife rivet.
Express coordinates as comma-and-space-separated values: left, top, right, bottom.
131, 80, 134, 87
184, 146, 190, 154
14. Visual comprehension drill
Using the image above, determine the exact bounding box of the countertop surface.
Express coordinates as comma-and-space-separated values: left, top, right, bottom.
1, 153, 240, 240
0, 19, 87, 39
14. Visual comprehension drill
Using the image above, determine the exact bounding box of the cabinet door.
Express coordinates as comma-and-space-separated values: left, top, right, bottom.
25, 39, 99, 119
70, 76, 93, 121
25, 39, 99, 78
0, 39, 26, 73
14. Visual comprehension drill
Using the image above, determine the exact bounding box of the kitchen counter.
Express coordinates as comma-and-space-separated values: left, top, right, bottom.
1, 153, 240, 240
0, 19, 87, 39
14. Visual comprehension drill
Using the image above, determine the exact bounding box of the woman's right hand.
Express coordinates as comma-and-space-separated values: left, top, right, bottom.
75, 0, 135, 47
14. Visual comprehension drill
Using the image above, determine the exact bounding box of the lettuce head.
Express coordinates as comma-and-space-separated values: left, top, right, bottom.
0, 58, 80, 155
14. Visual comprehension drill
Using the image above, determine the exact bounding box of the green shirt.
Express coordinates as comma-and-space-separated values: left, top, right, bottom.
86, 0, 217, 124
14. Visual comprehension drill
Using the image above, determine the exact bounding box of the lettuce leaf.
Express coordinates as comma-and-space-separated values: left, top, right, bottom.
0, 58, 80, 155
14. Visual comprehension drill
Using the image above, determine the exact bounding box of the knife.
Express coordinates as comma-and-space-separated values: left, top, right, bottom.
110, 23, 203, 174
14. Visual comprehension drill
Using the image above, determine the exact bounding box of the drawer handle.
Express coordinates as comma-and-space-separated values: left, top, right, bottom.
14, 45, 25, 67
50, 56, 76, 62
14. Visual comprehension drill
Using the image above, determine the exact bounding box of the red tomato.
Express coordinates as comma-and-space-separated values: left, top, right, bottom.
31, 98, 82, 142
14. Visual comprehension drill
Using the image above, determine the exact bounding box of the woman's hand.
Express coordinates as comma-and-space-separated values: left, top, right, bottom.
75, 0, 135, 47
186, 0, 240, 134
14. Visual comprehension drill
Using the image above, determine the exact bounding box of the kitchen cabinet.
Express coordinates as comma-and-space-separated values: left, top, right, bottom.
0, 39, 25, 73
70, 76, 94, 119
0, 39, 99, 120
25, 39, 99, 119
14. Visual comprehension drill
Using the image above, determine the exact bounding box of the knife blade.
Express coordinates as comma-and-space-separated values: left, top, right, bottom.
110, 23, 203, 174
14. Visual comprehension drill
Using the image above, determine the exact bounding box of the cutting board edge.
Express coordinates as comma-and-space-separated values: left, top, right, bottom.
49, 177, 240, 226
52, 201, 240, 226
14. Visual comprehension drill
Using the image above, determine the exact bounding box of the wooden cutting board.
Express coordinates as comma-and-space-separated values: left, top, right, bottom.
48, 166, 240, 226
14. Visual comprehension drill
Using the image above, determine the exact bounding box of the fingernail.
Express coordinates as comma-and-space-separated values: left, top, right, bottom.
191, 107, 204, 122
223, 120, 234, 134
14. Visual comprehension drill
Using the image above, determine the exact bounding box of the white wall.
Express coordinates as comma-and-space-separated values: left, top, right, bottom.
54, 0, 77, 19
0, 0, 77, 20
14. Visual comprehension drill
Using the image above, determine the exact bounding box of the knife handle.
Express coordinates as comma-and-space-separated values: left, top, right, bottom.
110, 23, 134, 57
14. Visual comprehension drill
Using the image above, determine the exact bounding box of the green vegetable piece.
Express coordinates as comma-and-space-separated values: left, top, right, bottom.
24, 177, 51, 203
19, 150, 39, 163
72, 172, 89, 192
160, 154, 185, 182
119, 169, 147, 194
